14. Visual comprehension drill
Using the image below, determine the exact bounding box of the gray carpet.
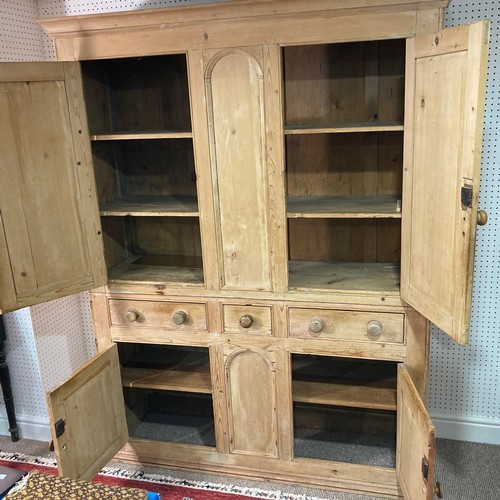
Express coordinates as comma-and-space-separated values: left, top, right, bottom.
0, 435, 499, 499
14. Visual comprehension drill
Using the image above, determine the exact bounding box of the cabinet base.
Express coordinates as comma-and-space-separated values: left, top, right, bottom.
115, 439, 402, 499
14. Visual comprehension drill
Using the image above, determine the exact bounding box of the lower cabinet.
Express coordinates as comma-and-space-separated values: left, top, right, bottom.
47, 302, 436, 500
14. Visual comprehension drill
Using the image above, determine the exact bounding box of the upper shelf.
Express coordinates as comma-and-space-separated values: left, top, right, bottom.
91, 130, 193, 141
100, 195, 199, 217
287, 195, 402, 219
284, 122, 404, 135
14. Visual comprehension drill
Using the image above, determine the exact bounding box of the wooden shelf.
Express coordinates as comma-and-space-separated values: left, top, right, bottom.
121, 366, 211, 394
100, 195, 199, 217
284, 122, 404, 135
108, 255, 204, 285
91, 130, 193, 141
293, 378, 397, 411
121, 365, 395, 410
289, 261, 400, 293
287, 195, 402, 219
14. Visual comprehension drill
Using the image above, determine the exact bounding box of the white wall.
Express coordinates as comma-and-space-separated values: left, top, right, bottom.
1, 0, 499, 444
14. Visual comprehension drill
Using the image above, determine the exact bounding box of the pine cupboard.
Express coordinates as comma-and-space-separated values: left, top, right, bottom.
0, 1, 489, 498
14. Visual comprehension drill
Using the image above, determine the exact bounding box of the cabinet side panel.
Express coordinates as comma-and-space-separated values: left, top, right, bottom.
206, 48, 272, 291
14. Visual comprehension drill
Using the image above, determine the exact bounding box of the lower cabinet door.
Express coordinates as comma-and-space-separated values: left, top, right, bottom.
221, 345, 284, 458
47, 344, 128, 480
397, 364, 437, 500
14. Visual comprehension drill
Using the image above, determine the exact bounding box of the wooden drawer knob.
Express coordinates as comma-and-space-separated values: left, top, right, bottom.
477, 209, 488, 226
126, 310, 139, 322
309, 318, 324, 334
172, 310, 188, 326
239, 314, 254, 328
367, 320, 383, 337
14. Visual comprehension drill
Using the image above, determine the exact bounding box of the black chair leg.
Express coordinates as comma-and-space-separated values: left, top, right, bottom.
0, 314, 19, 442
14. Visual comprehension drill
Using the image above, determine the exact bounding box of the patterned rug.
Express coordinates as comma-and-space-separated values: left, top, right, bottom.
0, 452, 327, 500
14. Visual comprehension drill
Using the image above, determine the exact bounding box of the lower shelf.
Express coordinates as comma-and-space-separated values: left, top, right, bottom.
108, 254, 204, 284
288, 261, 400, 293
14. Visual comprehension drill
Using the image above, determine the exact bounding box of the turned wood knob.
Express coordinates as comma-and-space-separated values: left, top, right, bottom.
172, 310, 188, 326
126, 310, 139, 322
239, 314, 254, 328
309, 318, 324, 334
477, 209, 488, 226
367, 320, 383, 337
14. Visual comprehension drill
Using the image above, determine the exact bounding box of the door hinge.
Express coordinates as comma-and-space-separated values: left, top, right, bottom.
54, 419, 65, 438
461, 185, 473, 209
421, 456, 429, 481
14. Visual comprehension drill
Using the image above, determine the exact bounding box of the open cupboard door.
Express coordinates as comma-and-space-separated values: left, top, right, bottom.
47, 344, 128, 480
401, 22, 489, 345
0, 62, 106, 314
397, 364, 438, 500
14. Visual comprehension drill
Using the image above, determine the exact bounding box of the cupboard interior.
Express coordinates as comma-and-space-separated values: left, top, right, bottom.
119, 344, 216, 446
101, 216, 203, 284
81, 54, 203, 284
292, 354, 397, 466
283, 39, 405, 294
81, 55, 191, 135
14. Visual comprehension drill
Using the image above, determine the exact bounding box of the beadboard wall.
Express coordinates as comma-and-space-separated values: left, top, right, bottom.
0, 0, 499, 444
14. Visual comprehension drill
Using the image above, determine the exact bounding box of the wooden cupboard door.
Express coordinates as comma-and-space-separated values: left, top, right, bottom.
397, 364, 436, 500
219, 345, 290, 458
401, 22, 489, 345
203, 46, 286, 292
47, 343, 128, 480
0, 62, 106, 314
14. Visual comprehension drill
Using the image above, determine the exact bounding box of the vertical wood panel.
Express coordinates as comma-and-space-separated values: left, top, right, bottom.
225, 347, 278, 457
206, 48, 271, 291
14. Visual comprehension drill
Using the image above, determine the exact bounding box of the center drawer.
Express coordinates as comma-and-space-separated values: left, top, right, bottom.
288, 308, 404, 343
109, 299, 208, 331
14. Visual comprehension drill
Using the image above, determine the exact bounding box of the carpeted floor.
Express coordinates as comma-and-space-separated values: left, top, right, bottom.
0, 436, 499, 499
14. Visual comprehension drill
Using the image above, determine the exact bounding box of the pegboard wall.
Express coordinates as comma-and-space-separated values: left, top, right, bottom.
0, 0, 45, 61
0, 0, 499, 442
428, 0, 500, 443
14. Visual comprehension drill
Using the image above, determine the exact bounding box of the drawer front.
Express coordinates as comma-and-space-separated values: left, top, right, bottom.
223, 305, 272, 335
288, 308, 404, 343
109, 299, 208, 331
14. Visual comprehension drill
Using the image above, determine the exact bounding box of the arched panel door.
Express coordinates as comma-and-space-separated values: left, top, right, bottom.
224, 346, 279, 457
203, 46, 286, 293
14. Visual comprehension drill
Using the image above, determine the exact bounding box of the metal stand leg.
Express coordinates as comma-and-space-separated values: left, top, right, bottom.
0, 314, 19, 442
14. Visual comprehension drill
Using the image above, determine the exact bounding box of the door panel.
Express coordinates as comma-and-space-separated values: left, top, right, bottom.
47, 344, 128, 480
397, 364, 435, 500
401, 22, 489, 345
0, 62, 106, 313
205, 47, 272, 291
224, 346, 279, 457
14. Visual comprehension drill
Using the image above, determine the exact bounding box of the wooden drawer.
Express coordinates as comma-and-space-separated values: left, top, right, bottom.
109, 299, 208, 331
288, 308, 404, 343
222, 305, 272, 335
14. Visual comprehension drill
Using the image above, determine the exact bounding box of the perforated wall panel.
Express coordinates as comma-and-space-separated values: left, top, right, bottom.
0, 0, 45, 61
428, 0, 500, 438
0, 310, 46, 419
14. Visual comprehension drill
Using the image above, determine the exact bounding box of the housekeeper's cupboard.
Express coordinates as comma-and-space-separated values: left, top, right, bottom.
0, 1, 489, 498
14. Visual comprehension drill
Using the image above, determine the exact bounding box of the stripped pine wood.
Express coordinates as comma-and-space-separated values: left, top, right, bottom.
99, 195, 199, 217
121, 366, 212, 393
47, 345, 128, 481
401, 21, 489, 345
294, 378, 396, 411
289, 261, 400, 293
285, 122, 404, 134
397, 364, 436, 500
91, 131, 192, 141
287, 195, 402, 218
19, 0, 490, 497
